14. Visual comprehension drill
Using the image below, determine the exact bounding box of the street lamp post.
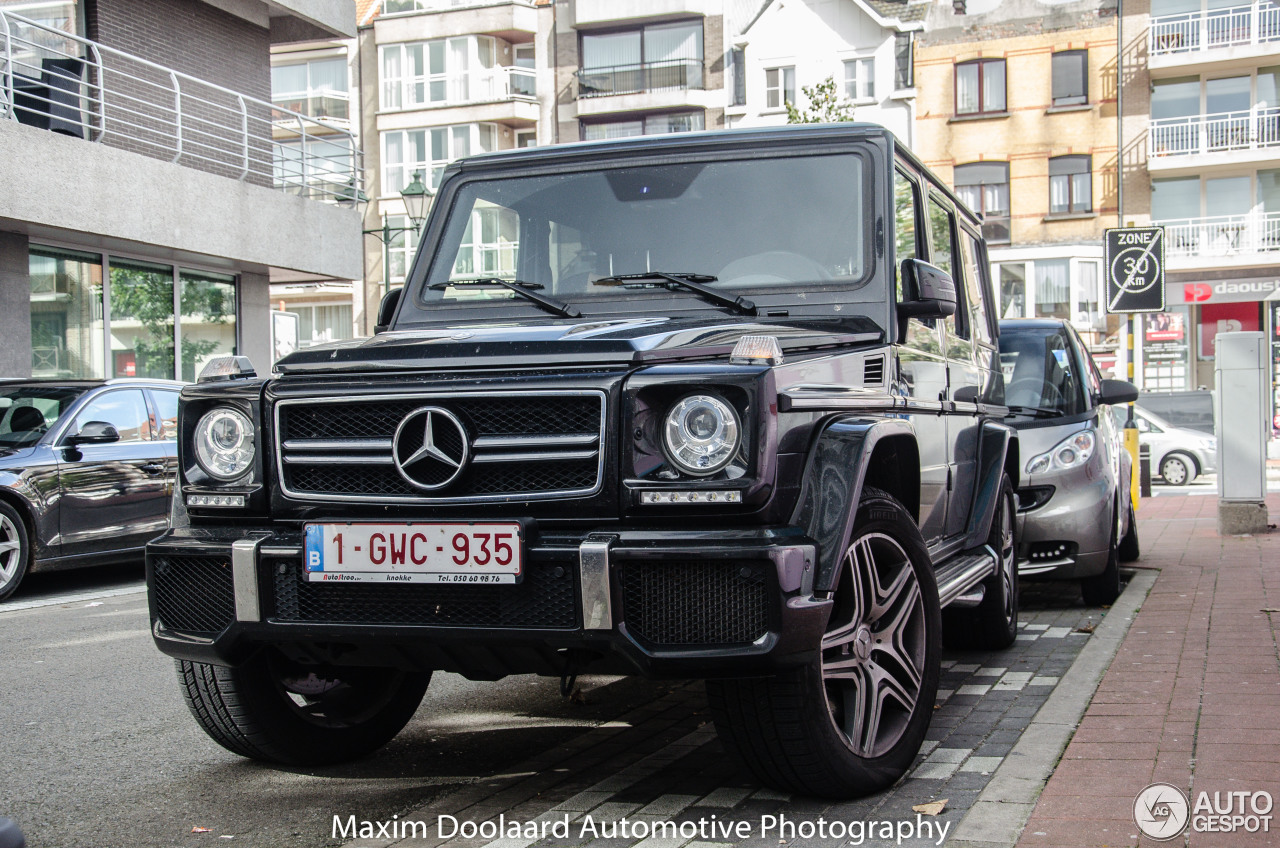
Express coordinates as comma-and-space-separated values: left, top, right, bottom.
362, 170, 434, 304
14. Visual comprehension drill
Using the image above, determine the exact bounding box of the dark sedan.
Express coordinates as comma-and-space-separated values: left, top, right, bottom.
0, 379, 183, 600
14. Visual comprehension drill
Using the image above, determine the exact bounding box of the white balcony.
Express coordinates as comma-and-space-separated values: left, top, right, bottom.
0, 9, 361, 202
1148, 108, 1280, 170
1158, 211, 1280, 268
1149, 2, 1280, 71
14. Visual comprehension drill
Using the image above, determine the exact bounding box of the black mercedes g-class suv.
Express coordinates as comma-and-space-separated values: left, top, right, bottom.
147, 124, 1019, 799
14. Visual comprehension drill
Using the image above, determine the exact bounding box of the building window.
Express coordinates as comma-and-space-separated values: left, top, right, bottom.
766, 66, 795, 110
1049, 155, 1092, 214
178, 270, 237, 382
380, 36, 499, 110
954, 162, 1011, 243
581, 111, 704, 141
844, 58, 875, 101
730, 47, 746, 106
1051, 50, 1087, 107
955, 58, 1005, 116
998, 263, 1026, 319
894, 32, 914, 90
579, 21, 703, 97
386, 214, 422, 284
382, 123, 497, 194
271, 56, 349, 121
292, 303, 354, 347
28, 246, 103, 379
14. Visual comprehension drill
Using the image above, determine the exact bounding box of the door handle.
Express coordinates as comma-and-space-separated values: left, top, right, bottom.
140, 462, 166, 475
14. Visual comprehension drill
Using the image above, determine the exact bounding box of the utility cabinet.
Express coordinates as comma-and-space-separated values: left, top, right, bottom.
1215, 331, 1269, 533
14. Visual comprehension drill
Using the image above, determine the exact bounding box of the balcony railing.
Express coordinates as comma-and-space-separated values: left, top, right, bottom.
1159, 211, 1280, 259
1149, 1, 1280, 56
576, 58, 703, 98
0, 9, 361, 202
1150, 108, 1280, 158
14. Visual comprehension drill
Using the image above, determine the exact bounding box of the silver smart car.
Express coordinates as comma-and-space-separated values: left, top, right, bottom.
998, 319, 1140, 605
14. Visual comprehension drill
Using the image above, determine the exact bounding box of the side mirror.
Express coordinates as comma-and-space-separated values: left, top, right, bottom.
67, 421, 120, 446
897, 258, 957, 322
1098, 379, 1139, 406
374, 287, 403, 334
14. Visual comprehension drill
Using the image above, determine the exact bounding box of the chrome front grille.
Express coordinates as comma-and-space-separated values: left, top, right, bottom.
276, 391, 606, 502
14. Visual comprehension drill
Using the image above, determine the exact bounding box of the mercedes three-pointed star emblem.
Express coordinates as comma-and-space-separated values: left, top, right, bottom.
391, 406, 469, 490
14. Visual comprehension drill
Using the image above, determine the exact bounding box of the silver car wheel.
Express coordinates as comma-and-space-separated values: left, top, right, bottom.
0, 513, 22, 589
821, 532, 927, 759
1161, 454, 1190, 486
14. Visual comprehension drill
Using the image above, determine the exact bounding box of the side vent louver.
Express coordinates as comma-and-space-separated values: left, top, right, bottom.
862, 354, 886, 387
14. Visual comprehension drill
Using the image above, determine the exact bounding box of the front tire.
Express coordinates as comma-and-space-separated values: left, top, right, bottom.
1081, 507, 1122, 606
177, 652, 430, 765
943, 474, 1018, 649
0, 502, 31, 602
707, 488, 940, 798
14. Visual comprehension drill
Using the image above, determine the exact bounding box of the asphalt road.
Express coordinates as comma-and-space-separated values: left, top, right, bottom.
0, 570, 667, 848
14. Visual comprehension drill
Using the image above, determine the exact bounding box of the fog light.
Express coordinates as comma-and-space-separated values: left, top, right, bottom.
187, 493, 246, 508
640, 490, 743, 505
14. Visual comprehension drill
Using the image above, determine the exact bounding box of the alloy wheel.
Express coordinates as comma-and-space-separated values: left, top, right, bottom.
821, 533, 927, 758
998, 492, 1016, 623
0, 513, 22, 588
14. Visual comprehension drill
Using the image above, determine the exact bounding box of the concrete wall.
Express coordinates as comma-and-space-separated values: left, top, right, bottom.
0, 232, 32, 378
239, 270, 272, 373
0, 120, 362, 282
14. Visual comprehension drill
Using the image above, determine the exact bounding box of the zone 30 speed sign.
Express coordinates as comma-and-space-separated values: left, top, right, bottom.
1104, 227, 1165, 314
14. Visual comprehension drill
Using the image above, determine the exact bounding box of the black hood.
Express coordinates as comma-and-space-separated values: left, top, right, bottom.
274, 315, 885, 375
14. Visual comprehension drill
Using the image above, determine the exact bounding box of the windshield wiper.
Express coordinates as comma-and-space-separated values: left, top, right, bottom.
427, 277, 580, 318
1006, 404, 1062, 418
593, 272, 756, 316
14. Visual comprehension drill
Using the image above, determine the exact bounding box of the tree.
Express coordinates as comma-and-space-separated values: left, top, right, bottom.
786, 76, 857, 124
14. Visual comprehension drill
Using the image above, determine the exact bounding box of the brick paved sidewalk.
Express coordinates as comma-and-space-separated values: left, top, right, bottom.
1016, 493, 1280, 848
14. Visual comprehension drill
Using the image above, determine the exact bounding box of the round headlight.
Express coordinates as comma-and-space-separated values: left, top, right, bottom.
662, 394, 741, 476
194, 408, 256, 481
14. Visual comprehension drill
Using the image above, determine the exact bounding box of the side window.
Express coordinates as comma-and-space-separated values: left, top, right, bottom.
927, 195, 966, 345
73, 390, 152, 444
960, 231, 994, 346
894, 169, 940, 352
152, 390, 179, 441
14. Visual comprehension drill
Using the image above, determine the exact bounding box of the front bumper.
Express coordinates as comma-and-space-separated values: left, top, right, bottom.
1015, 471, 1112, 580
146, 525, 826, 680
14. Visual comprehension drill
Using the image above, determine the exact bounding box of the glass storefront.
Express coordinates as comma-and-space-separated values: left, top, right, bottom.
28, 246, 238, 381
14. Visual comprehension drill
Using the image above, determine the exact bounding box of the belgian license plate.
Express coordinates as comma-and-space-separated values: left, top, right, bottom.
303, 523, 523, 584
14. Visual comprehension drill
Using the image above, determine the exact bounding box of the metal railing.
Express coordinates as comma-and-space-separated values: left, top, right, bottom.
0, 9, 361, 203
383, 0, 535, 13
576, 58, 703, 98
1150, 107, 1280, 157
1158, 211, 1280, 258
1150, 1, 1280, 56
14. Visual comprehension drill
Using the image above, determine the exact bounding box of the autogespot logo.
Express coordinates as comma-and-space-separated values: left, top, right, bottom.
1134, 783, 1190, 841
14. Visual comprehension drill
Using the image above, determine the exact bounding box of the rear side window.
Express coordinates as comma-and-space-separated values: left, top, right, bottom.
959, 231, 994, 346
152, 390, 179, 440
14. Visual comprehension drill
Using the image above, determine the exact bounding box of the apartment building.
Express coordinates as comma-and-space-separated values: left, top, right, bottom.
726, 0, 923, 144
0, 0, 360, 379
270, 29, 362, 349
1124, 0, 1280, 398
355, 0, 545, 332
915, 0, 1121, 367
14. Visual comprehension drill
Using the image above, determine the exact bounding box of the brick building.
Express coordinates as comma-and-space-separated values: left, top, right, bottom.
914, 0, 1121, 364
0, 0, 359, 379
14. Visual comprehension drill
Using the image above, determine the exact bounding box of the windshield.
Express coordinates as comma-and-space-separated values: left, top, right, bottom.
415, 151, 869, 312
997, 327, 1088, 419
0, 386, 86, 448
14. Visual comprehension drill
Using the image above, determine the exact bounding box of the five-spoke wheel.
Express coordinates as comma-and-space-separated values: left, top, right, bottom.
0, 503, 30, 602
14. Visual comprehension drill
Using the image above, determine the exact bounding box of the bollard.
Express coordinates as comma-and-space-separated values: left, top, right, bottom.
1139, 444, 1152, 499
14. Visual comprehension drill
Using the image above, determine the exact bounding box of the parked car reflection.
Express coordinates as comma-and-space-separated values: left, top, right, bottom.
0, 379, 182, 600
998, 319, 1139, 605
